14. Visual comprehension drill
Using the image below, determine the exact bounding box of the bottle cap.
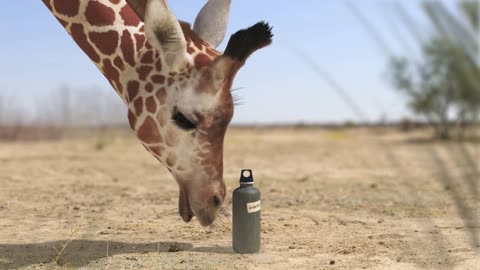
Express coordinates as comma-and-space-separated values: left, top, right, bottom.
240, 169, 254, 184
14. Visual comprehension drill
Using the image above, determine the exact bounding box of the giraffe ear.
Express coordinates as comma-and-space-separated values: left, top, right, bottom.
223, 21, 273, 62
210, 22, 273, 85
193, 0, 231, 48
144, 0, 187, 69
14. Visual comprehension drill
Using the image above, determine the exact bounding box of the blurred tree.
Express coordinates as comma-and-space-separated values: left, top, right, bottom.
389, 1, 480, 139
460, 1, 478, 31
390, 38, 459, 139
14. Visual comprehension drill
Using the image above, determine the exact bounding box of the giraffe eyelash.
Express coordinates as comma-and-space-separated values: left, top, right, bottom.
172, 107, 197, 130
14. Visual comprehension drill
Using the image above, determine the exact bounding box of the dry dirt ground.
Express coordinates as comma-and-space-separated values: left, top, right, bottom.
0, 127, 479, 270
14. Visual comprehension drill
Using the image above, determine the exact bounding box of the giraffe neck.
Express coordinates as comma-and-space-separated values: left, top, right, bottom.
42, 0, 219, 109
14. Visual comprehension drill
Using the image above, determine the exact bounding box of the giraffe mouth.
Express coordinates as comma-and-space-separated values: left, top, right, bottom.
179, 189, 194, 222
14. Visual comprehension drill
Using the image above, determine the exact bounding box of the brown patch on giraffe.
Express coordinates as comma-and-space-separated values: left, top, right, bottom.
106, 80, 116, 92
184, 33, 192, 43
166, 152, 177, 167
56, 17, 69, 28
151, 75, 165, 84
101, 59, 120, 84
155, 59, 162, 72
139, 25, 145, 32
121, 30, 135, 67
128, 109, 136, 129
169, 72, 178, 76
85, 1, 116, 26
137, 66, 153, 80
179, 73, 187, 80
194, 54, 212, 69
120, 4, 140, 27
89, 31, 119, 55
187, 46, 195, 54
137, 116, 163, 144
114, 56, 125, 71
110, 0, 121, 3
167, 77, 175, 86
156, 87, 167, 105
42, 0, 53, 11
141, 51, 154, 64
135, 34, 145, 51
145, 82, 153, 93
53, 0, 79, 17
146, 97, 157, 113
149, 146, 164, 156
127, 81, 139, 102
134, 98, 143, 116
113, 80, 123, 95
145, 42, 152, 50
70, 24, 100, 63
165, 128, 179, 147
180, 22, 209, 48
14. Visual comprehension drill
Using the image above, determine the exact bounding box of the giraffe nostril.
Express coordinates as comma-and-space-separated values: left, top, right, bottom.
212, 195, 222, 207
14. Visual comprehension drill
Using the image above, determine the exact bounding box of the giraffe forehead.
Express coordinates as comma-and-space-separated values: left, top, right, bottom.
175, 86, 218, 115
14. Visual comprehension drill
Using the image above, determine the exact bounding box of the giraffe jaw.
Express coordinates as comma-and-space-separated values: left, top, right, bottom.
179, 188, 194, 223
178, 181, 223, 227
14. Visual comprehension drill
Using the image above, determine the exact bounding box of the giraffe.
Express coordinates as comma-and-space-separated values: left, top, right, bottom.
41, 0, 273, 226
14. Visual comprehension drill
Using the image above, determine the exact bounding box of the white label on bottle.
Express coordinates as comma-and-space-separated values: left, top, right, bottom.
247, 200, 261, 213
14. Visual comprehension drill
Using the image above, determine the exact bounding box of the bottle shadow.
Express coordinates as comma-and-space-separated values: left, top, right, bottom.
0, 240, 193, 269
191, 245, 234, 254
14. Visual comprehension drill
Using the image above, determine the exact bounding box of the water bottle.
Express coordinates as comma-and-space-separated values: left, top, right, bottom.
232, 169, 261, 254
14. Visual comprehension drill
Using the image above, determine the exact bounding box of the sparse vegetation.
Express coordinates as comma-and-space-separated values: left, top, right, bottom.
52, 228, 79, 266
167, 242, 182, 252
0, 85, 126, 141
389, 38, 478, 139
388, 1, 480, 140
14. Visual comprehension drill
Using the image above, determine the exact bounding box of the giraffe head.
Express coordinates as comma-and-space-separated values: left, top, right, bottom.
127, 0, 272, 226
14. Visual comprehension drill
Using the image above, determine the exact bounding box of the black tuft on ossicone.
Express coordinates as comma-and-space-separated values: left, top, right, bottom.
224, 21, 273, 61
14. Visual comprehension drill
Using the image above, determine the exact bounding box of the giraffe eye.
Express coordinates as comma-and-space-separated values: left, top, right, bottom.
172, 108, 196, 130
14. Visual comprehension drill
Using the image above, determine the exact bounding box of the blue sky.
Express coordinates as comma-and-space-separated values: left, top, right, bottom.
0, 1, 459, 124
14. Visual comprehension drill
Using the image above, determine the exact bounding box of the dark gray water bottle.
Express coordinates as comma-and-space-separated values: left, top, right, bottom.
232, 169, 261, 253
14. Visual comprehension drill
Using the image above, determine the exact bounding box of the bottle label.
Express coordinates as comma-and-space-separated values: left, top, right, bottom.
246, 200, 261, 213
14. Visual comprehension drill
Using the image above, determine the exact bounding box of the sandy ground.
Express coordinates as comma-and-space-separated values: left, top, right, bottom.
0, 127, 479, 270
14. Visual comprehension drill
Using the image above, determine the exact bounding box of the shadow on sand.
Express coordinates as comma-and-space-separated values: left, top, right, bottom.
403, 136, 480, 145
191, 245, 234, 254
0, 240, 194, 268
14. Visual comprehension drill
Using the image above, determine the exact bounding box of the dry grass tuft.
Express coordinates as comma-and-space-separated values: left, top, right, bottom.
52, 227, 80, 266
168, 242, 183, 252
